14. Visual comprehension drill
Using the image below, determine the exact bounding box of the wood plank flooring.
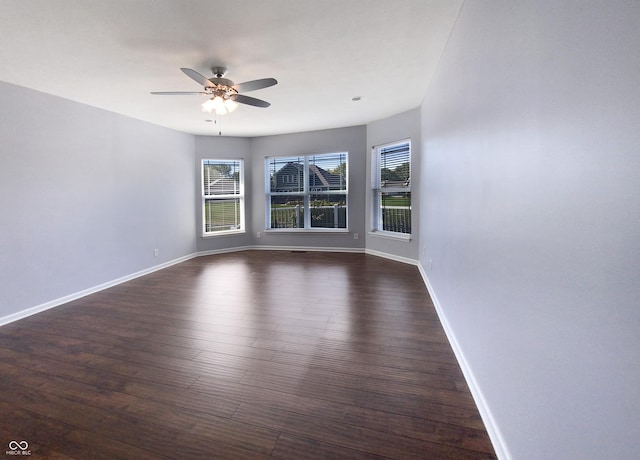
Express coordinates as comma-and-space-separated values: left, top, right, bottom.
0, 251, 496, 459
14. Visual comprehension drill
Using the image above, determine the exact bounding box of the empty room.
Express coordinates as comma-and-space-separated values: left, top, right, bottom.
1, 1, 638, 459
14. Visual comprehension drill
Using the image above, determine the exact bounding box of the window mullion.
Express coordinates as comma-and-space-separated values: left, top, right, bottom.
303, 156, 310, 229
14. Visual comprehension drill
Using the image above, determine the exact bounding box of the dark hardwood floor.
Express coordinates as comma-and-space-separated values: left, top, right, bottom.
0, 251, 496, 459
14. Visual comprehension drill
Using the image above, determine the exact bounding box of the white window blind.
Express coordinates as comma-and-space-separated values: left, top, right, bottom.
372, 141, 411, 234
266, 152, 348, 230
202, 159, 244, 234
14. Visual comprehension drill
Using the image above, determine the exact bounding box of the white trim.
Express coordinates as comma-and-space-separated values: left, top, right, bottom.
196, 245, 254, 257
265, 229, 349, 234
265, 151, 349, 231
371, 139, 412, 233
364, 248, 418, 266
201, 229, 246, 238
372, 137, 412, 151
0, 253, 198, 327
202, 158, 245, 235
251, 245, 364, 254
200, 246, 365, 256
417, 262, 511, 460
367, 230, 412, 242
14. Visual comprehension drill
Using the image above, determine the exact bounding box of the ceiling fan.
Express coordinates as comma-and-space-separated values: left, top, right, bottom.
151, 67, 277, 115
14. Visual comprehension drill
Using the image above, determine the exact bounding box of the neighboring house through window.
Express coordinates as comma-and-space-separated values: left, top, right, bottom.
265, 152, 348, 230
202, 159, 244, 235
372, 140, 411, 235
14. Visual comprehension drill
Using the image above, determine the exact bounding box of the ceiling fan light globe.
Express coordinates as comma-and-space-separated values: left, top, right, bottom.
225, 99, 238, 113
201, 98, 216, 113
211, 96, 225, 110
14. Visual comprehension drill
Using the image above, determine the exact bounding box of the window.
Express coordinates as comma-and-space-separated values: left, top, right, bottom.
266, 152, 348, 230
372, 140, 411, 234
202, 159, 244, 235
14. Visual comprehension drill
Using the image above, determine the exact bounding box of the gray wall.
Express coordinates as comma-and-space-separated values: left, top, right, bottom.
420, 1, 640, 459
250, 126, 367, 250
0, 86, 380, 322
366, 107, 421, 261
0, 82, 196, 319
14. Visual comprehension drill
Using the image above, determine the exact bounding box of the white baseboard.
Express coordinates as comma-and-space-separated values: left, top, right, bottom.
198, 245, 365, 257
196, 245, 254, 257
0, 253, 198, 327
249, 245, 365, 254
364, 247, 418, 266
417, 262, 511, 460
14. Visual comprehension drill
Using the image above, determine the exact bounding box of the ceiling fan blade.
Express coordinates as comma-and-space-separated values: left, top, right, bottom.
232, 78, 277, 93
181, 68, 214, 88
150, 91, 207, 95
231, 94, 271, 108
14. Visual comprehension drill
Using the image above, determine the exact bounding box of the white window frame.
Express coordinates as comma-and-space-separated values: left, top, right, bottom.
265, 152, 349, 232
201, 159, 245, 236
371, 140, 412, 237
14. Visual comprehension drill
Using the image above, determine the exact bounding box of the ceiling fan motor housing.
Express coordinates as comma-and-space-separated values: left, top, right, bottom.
209, 77, 235, 88
208, 68, 236, 97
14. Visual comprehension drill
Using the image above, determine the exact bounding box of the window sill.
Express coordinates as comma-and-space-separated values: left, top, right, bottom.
265, 228, 349, 234
368, 231, 412, 242
201, 230, 246, 238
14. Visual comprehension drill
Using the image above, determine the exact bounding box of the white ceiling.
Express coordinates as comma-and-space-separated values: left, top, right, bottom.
0, 0, 462, 137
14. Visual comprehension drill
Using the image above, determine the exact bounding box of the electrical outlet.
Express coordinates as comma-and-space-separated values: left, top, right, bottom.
353, 233, 359, 240
256, 232, 261, 239
428, 259, 433, 270
154, 249, 159, 257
